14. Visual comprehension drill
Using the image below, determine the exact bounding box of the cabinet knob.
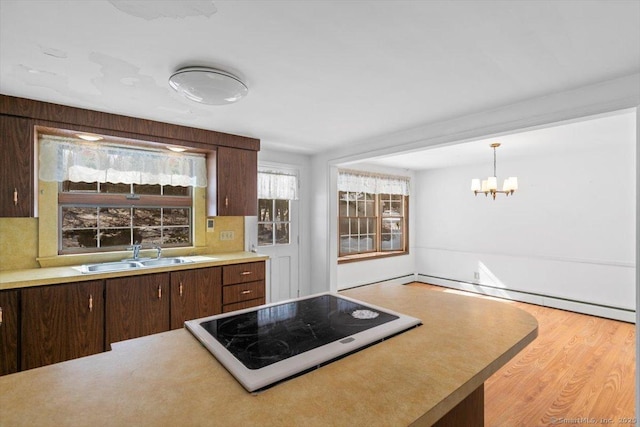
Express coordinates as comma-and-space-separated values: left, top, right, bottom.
158, 285, 162, 300
0, 306, 3, 326
225, 196, 229, 208
13, 188, 18, 206
88, 295, 93, 312
179, 282, 183, 297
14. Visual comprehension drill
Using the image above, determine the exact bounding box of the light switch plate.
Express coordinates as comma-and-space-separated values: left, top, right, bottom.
206, 218, 215, 232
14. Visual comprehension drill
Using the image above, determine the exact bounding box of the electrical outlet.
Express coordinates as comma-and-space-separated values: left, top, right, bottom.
220, 230, 234, 240
473, 272, 480, 280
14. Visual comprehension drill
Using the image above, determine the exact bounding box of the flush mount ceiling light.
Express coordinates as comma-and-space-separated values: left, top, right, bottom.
168, 67, 248, 105
470, 143, 518, 200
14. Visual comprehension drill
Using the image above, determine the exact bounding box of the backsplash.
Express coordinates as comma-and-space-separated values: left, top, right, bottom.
0, 218, 40, 270
0, 216, 244, 271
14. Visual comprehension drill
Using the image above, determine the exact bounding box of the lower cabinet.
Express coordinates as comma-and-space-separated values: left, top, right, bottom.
1, 260, 266, 376
0, 290, 19, 375
222, 262, 266, 312
21, 280, 104, 371
105, 273, 170, 347
170, 267, 222, 329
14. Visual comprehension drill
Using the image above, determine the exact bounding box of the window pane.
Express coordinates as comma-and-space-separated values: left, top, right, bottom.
135, 227, 161, 244
133, 208, 161, 227
62, 207, 97, 229
133, 184, 161, 195
63, 229, 97, 248
339, 218, 350, 236
258, 223, 273, 246
275, 223, 289, 244
62, 181, 97, 192
99, 207, 130, 228
100, 229, 131, 247
163, 227, 190, 245
275, 200, 289, 222
100, 183, 130, 194
164, 208, 189, 226
259, 199, 273, 221
163, 185, 189, 196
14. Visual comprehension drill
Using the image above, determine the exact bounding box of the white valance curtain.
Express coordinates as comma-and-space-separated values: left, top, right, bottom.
338, 169, 410, 195
258, 169, 299, 200
38, 135, 207, 187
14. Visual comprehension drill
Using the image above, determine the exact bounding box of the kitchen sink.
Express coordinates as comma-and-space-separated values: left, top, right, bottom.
81, 257, 194, 273
139, 257, 193, 267
84, 261, 142, 273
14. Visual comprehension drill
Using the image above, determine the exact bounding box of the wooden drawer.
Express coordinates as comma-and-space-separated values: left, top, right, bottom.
223, 298, 265, 313
223, 281, 265, 305
222, 262, 265, 285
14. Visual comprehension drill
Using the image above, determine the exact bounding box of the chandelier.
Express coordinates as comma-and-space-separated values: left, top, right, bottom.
470, 143, 518, 199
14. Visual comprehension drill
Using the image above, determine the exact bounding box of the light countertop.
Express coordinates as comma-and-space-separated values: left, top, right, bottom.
0, 283, 538, 426
0, 251, 268, 290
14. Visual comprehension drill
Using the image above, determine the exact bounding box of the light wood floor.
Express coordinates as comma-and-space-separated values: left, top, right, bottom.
410, 283, 636, 427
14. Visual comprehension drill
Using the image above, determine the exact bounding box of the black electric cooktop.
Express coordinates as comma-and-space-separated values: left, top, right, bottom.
185, 293, 421, 392
200, 294, 399, 370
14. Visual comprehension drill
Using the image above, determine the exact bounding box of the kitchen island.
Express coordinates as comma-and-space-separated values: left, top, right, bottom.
0, 283, 537, 426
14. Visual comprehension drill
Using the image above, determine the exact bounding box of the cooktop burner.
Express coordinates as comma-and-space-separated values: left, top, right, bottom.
185, 293, 421, 392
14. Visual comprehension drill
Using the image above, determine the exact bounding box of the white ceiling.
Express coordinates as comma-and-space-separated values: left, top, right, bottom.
1, 0, 638, 162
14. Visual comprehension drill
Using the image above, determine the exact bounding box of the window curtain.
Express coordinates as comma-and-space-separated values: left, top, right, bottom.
38, 134, 207, 187
258, 169, 299, 200
337, 169, 410, 195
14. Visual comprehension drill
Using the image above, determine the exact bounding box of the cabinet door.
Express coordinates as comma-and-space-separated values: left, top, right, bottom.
0, 115, 33, 217
21, 281, 104, 370
0, 290, 19, 375
216, 146, 257, 216
170, 267, 222, 329
106, 273, 170, 346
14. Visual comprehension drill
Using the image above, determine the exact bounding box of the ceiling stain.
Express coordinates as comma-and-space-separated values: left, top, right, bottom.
107, 0, 217, 20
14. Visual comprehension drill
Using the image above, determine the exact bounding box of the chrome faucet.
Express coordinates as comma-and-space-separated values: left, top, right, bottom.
128, 243, 142, 260
154, 244, 162, 259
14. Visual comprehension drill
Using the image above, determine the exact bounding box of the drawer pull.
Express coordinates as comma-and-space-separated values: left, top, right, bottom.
0, 306, 3, 326
13, 188, 18, 206
241, 290, 252, 295
240, 271, 252, 276
89, 295, 93, 312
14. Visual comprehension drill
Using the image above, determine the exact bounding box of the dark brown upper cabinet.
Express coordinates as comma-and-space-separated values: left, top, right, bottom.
215, 146, 258, 216
0, 115, 33, 217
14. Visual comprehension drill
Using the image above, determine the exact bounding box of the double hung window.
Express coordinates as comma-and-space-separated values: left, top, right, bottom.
338, 170, 409, 261
38, 132, 206, 254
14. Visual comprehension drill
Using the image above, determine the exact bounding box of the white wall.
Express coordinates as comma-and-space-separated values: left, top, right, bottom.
414, 119, 636, 320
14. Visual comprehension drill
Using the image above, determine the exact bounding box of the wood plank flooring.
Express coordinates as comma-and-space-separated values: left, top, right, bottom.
408, 283, 636, 427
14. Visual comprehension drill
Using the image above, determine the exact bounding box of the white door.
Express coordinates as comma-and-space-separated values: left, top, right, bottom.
245, 167, 300, 302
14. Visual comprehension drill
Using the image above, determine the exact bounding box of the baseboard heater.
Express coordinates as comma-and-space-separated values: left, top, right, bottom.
416, 274, 635, 324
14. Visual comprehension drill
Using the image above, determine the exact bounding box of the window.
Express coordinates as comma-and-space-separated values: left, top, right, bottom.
258, 199, 290, 246
257, 168, 298, 246
59, 181, 192, 253
338, 170, 409, 261
38, 132, 207, 255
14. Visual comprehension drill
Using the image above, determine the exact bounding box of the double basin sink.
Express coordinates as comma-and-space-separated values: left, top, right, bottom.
81, 257, 194, 274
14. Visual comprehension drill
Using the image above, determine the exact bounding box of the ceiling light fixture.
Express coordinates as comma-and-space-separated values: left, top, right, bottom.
470, 143, 518, 200
168, 67, 248, 105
